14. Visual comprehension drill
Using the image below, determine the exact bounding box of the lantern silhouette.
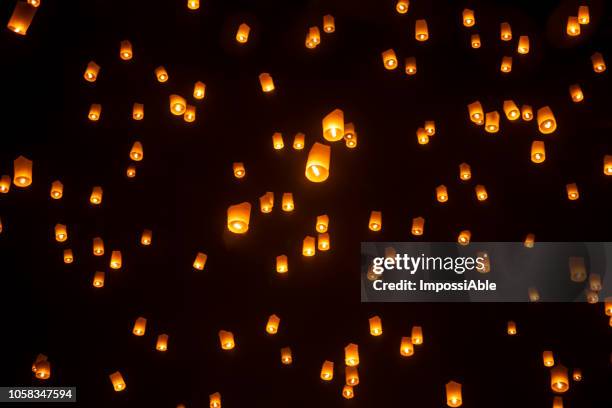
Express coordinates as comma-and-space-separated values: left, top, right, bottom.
34, 360, 51, 380
503, 100, 520, 120
424, 121, 436, 136
0, 175, 10, 193
322, 109, 344, 141
13, 156, 33, 187
272, 132, 284, 150
566, 183, 579, 200
344, 343, 359, 366
500, 56, 512, 73
524, 233, 535, 248
141, 229, 152, 246
471, 34, 481, 49
342, 385, 354, 399
323, 15, 335, 33
193, 252, 207, 270
156, 334, 169, 351
281, 347, 292, 365
485, 111, 500, 133
458, 230, 471, 245
132, 103, 144, 120
500, 22, 512, 40
417, 128, 429, 145
209, 392, 221, 408
400, 336, 414, 356
459, 163, 471, 180
7, 2, 37, 35
551, 365, 569, 393
507, 321, 517, 335
415, 19, 428, 41
303, 236, 316, 256
369, 315, 382, 336
517, 36, 530, 54
276, 255, 288, 273
396, 0, 409, 14
88, 104, 101, 121
219, 330, 235, 350
411, 326, 423, 345
305, 143, 331, 182
578, 6, 590, 24
193, 81, 206, 100
345, 366, 359, 386
63, 249, 73, 264
55, 224, 67, 242
572, 368, 582, 381
462, 9, 475, 27
321, 360, 334, 380
90, 186, 103, 205
318, 233, 330, 251
120, 40, 133, 60
130, 142, 143, 161
236, 23, 250, 43
567, 16, 580, 36
305, 26, 320, 49
382, 49, 398, 70
467, 101, 483, 124
446, 381, 462, 407
233, 162, 246, 179
133, 317, 147, 336
553, 396, 563, 408
93, 237, 104, 256
405, 57, 417, 75
259, 73, 275, 92
260, 192, 274, 213
591, 52, 606, 73
110, 250, 122, 269
606, 156, 612, 175
369, 211, 382, 231
543, 350, 555, 367
227, 202, 251, 234
187, 0, 199, 10
84, 61, 100, 82
266, 314, 280, 334
293, 133, 305, 150
436, 185, 448, 203
170, 95, 186, 115
184, 104, 196, 122
531, 141, 546, 163
411, 216, 425, 236
282, 193, 294, 212
155, 66, 168, 82
50, 180, 63, 199
316, 215, 329, 233
109, 371, 126, 392
93, 271, 105, 288
569, 84, 584, 102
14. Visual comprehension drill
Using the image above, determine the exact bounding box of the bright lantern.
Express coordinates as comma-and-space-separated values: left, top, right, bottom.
266, 314, 280, 334
282, 193, 294, 211
109, 371, 126, 392
219, 330, 235, 350
369, 211, 382, 231
272, 132, 284, 150
236, 23, 250, 43
13, 156, 33, 187
305, 143, 331, 182
415, 19, 428, 41
227, 202, 251, 233
411, 216, 425, 236
120, 40, 133, 60
133, 317, 147, 336
462, 9, 475, 27
382, 49, 398, 70
369, 315, 382, 336
531, 141, 545, 163
322, 109, 344, 141
446, 381, 462, 407
259, 73, 275, 92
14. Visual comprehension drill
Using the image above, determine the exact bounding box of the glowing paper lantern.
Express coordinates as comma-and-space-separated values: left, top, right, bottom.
233, 162, 246, 179
569, 84, 584, 102
34, 360, 51, 380
110, 250, 122, 269
276, 255, 288, 273
462, 9, 475, 27
411, 326, 423, 345
302, 236, 316, 256
500, 56, 512, 73
551, 365, 569, 393
120, 40, 133, 60
369, 211, 382, 231
266, 314, 280, 334
259, 73, 275, 92
411, 216, 425, 236
109, 371, 126, 392
156, 334, 169, 351
84, 61, 100, 82
459, 163, 471, 180
569, 257, 586, 282
424, 121, 436, 136
605, 156, 612, 175
446, 381, 462, 407
272, 132, 284, 150
507, 321, 517, 335
155, 66, 168, 82
415, 19, 428, 41
457, 230, 471, 245
417, 128, 429, 145
586, 290, 598, 304
305, 143, 331, 182
169, 95, 186, 115
227, 202, 251, 234
345, 366, 359, 386
531, 141, 546, 163
524, 233, 535, 248
471, 34, 481, 49
553, 396, 563, 408
88, 104, 101, 121
567, 16, 580, 36
322, 109, 344, 141
321, 360, 334, 380
193, 252, 207, 270
589, 273, 602, 291
396, 0, 409, 14
503, 100, 520, 120
236, 23, 250, 43
521, 105, 533, 121
467, 101, 484, 124
55, 224, 67, 242
259, 192, 274, 213
604, 297, 612, 315
32, 354, 47, 374
323, 15, 335, 33
282, 193, 294, 212
7, 2, 37, 35
436, 185, 448, 203
305, 27, 321, 49
517, 36, 530, 54
591, 52, 606, 73
578, 6, 590, 24
63, 249, 73, 264
93, 237, 104, 256
369, 315, 382, 336
293, 133, 305, 150
543, 350, 555, 367
193, 81, 206, 100
132, 103, 144, 120
50, 180, 63, 199
187, 0, 199, 10
90, 186, 103, 205
209, 392, 221, 408
500, 22, 512, 41
93, 271, 104, 288
130, 142, 143, 161
344, 343, 359, 366
345, 134, 358, 148
13, 156, 33, 187
318, 233, 330, 251
316, 215, 329, 233
572, 368, 582, 381
141, 229, 152, 246
400, 336, 414, 356
219, 330, 235, 350
28, 0, 40, 7
382, 49, 398, 70
0, 175, 10, 193
405, 57, 417, 75
133, 317, 147, 336
342, 385, 354, 399
485, 111, 500, 133
566, 183, 579, 200
280, 347, 292, 365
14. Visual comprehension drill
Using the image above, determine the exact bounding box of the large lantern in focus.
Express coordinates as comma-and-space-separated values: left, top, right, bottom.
110, 250, 122, 269
90, 186, 103, 205
531, 141, 546, 163
302, 236, 316, 256
500, 22, 512, 40
50, 180, 63, 199
400, 336, 414, 356
133, 317, 147, 336
84, 61, 100, 82
7, 2, 37, 35
382, 49, 398, 70
446, 381, 462, 407
120, 40, 133, 60
415, 19, 428, 41
305, 143, 331, 182
503, 100, 520, 120
344, 343, 359, 366
517, 36, 530, 54
485, 111, 500, 133
320, 360, 334, 380
219, 330, 235, 350
369, 211, 382, 231
227, 202, 251, 233
369, 315, 382, 336
462, 9, 475, 27
591, 52, 606, 73
566, 183, 579, 200
109, 371, 126, 392
259, 73, 275, 92
282, 193, 294, 212
276, 255, 288, 273
411, 326, 423, 345
543, 350, 555, 367
170, 94, 186, 115
156, 334, 169, 351
130, 142, 143, 161
322, 109, 344, 141
13, 156, 33, 187
236, 23, 250, 43
551, 365, 569, 393
567, 16, 580, 36
193, 252, 207, 270
155, 66, 168, 82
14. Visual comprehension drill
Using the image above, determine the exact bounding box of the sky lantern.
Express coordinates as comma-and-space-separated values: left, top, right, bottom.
219, 330, 235, 350
531, 141, 546, 163
382, 49, 398, 70
369, 315, 382, 336
345, 366, 359, 386
192, 81, 206, 100
566, 183, 579, 200
345, 343, 359, 366
305, 143, 331, 182
604, 297, 612, 315
569, 84, 584, 102
156, 334, 169, 351
302, 236, 316, 256
411, 326, 423, 345
259, 192, 274, 213
322, 109, 344, 141
209, 392, 221, 408
155, 66, 168, 82
266, 314, 280, 334
528, 287, 540, 302
50, 180, 63, 199
369, 211, 382, 231
321, 360, 334, 381
259, 73, 275, 92
0, 175, 10, 193
572, 368, 582, 381
141, 229, 152, 246
459, 163, 471, 180
500, 56, 512, 73
193, 252, 207, 270
13, 156, 33, 187
272, 132, 284, 150
462, 9, 475, 27
507, 321, 517, 335
305, 26, 321, 49
282, 193, 294, 212
316, 215, 329, 233
344, 123, 356, 140
323, 15, 335, 33
132, 103, 144, 120
503, 100, 520, 120
569, 257, 586, 282
27, 1, 41, 8
400, 336, 414, 356
169, 95, 187, 115
84, 61, 100, 82
227, 202, 251, 234
551, 365, 569, 393
424, 121, 436, 136
591, 52, 606, 73
90, 186, 103, 205
187, 0, 199, 10
93, 271, 105, 288
517, 36, 530, 54
55, 224, 67, 242
63, 249, 73, 264
446, 381, 462, 407
435, 185, 449, 202
543, 350, 555, 367
119, 40, 133, 60
578, 6, 590, 24
32, 354, 47, 373
233, 162, 246, 179
586, 290, 598, 304
110, 250, 122, 269
133, 317, 147, 336
470, 34, 481, 49
342, 385, 354, 399
500, 22, 512, 40
485, 111, 500, 133
396, 0, 409, 14
293, 133, 305, 150
318, 233, 330, 251
553, 396, 563, 408
281, 347, 293, 365
34, 359, 51, 380
604, 156, 612, 175
405, 56, 417, 75
345, 133, 358, 148
415, 19, 429, 41
417, 128, 429, 145
458, 230, 471, 245
109, 371, 126, 392
236, 23, 250, 43
7, 1, 37, 35
467, 101, 484, 124
276, 255, 288, 273
476, 252, 490, 273
524, 233, 535, 248
88, 104, 101, 121
130, 142, 143, 161
93, 237, 104, 256
567, 16, 580, 36
589, 273, 602, 291
521, 105, 533, 121
411, 216, 425, 236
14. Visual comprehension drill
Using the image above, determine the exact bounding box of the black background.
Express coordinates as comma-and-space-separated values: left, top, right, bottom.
0, 0, 611, 406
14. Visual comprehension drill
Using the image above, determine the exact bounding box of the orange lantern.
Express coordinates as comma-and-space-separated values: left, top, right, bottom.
272, 132, 284, 150
305, 142, 331, 182
156, 334, 169, 351
141, 229, 152, 246
405, 57, 417, 75
132, 103, 144, 120
93, 271, 105, 288
606, 156, 612, 175
13, 155, 33, 187
591, 52, 606, 73
7, 2, 37, 35
446, 381, 462, 407
169, 94, 186, 115
569, 257, 586, 282
219, 330, 235, 350
50, 180, 63, 199
467, 101, 483, 124
280, 347, 293, 365
33, 359, 50, 380
323, 15, 335, 33
344, 123, 356, 140
88, 104, 101, 121
133, 317, 147, 336
521, 105, 534, 121
55, 223, 67, 242
345, 133, 358, 148
84, 61, 100, 82
344, 343, 359, 366
305, 26, 321, 48
543, 350, 555, 367
130, 141, 143, 161
266, 314, 280, 334
32, 354, 47, 374
293, 133, 305, 150
436, 185, 448, 203
209, 392, 221, 408
322, 109, 344, 141
369, 211, 382, 231
566, 183, 579, 200
400, 336, 414, 356
0, 175, 10, 193
303, 236, 316, 256
276, 255, 288, 273
500, 56, 512, 73
485, 111, 500, 133
458, 230, 471, 245
470, 34, 481, 49
411, 326, 423, 345
531, 141, 546, 163
93, 237, 104, 256
259, 73, 275, 92
382, 49, 398, 70
578, 6, 590, 24
572, 368, 582, 381
507, 320, 517, 335
396, 0, 409, 14
569, 84, 584, 102
462, 9, 475, 27
233, 162, 246, 179
567, 16, 580, 36
109, 371, 126, 392
90, 186, 103, 205
459, 163, 471, 180
503, 100, 520, 120
110, 250, 122, 269
119, 40, 133, 60
316, 215, 329, 233
424, 120, 436, 136
517, 36, 530, 54
236, 23, 250, 43
282, 193, 294, 212
553, 396, 563, 408
589, 273, 602, 291
321, 360, 334, 380
227, 202, 251, 234
193, 252, 207, 270
417, 128, 429, 145
345, 366, 359, 386
415, 19, 428, 41
187, 0, 199, 10
259, 192, 274, 213
342, 385, 354, 399
500, 22, 512, 40
155, 66, 168, 82
369, 315, 382, 336
59, 249, 72, 265
318, 233, 330, 251
551, 365, 569, 393
192, 82, 206, 101
524, 233, 535, 248
411, 216, 425, 236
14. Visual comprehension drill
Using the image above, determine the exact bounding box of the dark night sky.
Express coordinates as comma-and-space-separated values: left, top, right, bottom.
0, 0, 611, 407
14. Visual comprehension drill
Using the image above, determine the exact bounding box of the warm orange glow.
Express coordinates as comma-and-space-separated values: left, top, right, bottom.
88, 103, 102, 121
405, 56, 417, 75
467, 101, 484, 124
485, 111, 500, 133
566, 183, 579, 200
93, 237, 104, 256
141, 229, 152, 246
415, 19, 429, 41
109, 371, 126, 392
551, 365, 569, 393
471, 34, 481, 49
293, 132, 305, 150
369, 315, 382, 336
531, 141, 546, 163
155, 66, 169, 82
578, 6, 590, 24
272, 132, 284, 150
93, 271, 104, 288
302, 236, 316, 256
569, 84, 584, 102
462, 9, 475, 27
567, 16, 580, 36
132, 103, 144, 120
63, 249, 73, 264
411, 326, 423, 345
7, 2, 37, 35
317, 233, 330, 251
127, 165, 137, 178
156, 334, 169, 351
0, 175, 10, 193
13, 155, 33, 187
322, 109, 344, 141
193, 81, 206, 100
266, 314, 280, 334
84, 61, 100, 82
209, 392, 221, 408
50, 180, 63, 199
446, 381, 462, 407
543, 350, 555, 367
521, 105, 533, 121
382, 49, 398, 70
591, 52, 606, 73
90, 186, 103, 205
436, 185, 448, 203
119, 40, 133, 60
400, 336, 414, 356
604, 155, 612, 175
424, 120, 436, 136
259, 73, 275, 92
259, 192, 274, 213
572, 368, 582, 381
305, 26, 321, 49
369, 211, 382, 231
305, 143, 331, 182
500, 22, 512, 40
276, 255, 288, 273
55, 223, 67, 242
233, 162, 246, 179
459, 163, 471, 180
187, 0, 200, 10
133, 317, 147, 336
517, 36, 530, 54
417, 128, 429, 145
503, 100, 520, 121
236, 23, 250, 43
218, 330, 235, 350
553, 396, 564, 408
342, 385, 354, 399
500, 56, 512, 73
110, 250, 122, 269
316, 214, 329, 233
411, 216, 425, 236
282, 193, 294, 212
345, 366, 359, 386
475, 185, 488, 201
458, 230, 471, 245
395, 0, 409, 14
170, 94, 186, 115
507, 320, 517, 335
227, 202, 251, 234
524, 233, 535, 248
280, 347, 293, 365
193, 252, 207, 270
344, 343, 359, 366
323, 15, 335, 33
184, 106, 196, 125
320, 360, 334, 380
130, 141, 144, 161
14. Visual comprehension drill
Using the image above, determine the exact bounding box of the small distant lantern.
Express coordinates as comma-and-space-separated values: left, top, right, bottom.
503, 100, 520, 120
130, 141, 143, 161
193, 252, 207, 270
524, 233, 535, 248
155, 66, 168, 82
50, 180, 63, 199
536, 107, 556, 134
458, 230, 471, 245
462, 9, 475, 27
500, 56, 512, 73
572, 368, 582, 381
282, 193, 294, 212
209, 392, 221, 408
551, 365, 569, 393
0, 175, 10, 193
156, 334, 169, 351
90, 186, 103, 205
521, 105, 533, 121
132, 103, 144, 120
369, 315, 382, 336
227, 202, 251, 234
569, 84, 584, 102
400, 336, 414, 356
193, 81, 206, 100
323, 15, 335, 33
316, 215, 329, 233
318, 233, 330, 251
436, 185, 448, 203
320, 360, 334, 380
470, 34, 481, 49
305, 142, 331, 182
236, 23, 250, 43
567, 16, 580, 36
531, 141, 546, 163
32, 354, 47, 373
13, 155, 33, 187
93, 271, 105, 288
605, 156, 612, 175
589, 273, 602, 291
507, 321, 517, 335
415, 19, 429, 41
233, 162, 246, 179
280, 347, 293, 365
63, 249, 73, 264
591, 52, 606, 73
578, 6, 590, 24
109, 371, 126, 392
528, 287, 540, 302
259, 192, 274, 213
93, 237, 104, 256
345, 366, 359, 386
405, 56, 417, 75
7, 2, 37, 35
500, 22, 512, 41
345, 133, 358, 148
322, 109, 344, 141
417, 128, 429, 145
183, 106, 195, 124
276, 255, 288, 273
605, 297, 612, 315
369, 211, 382, 231
55, 223, 67, 242
259, 73, 275, 92
459, 163, 471, 180
517, 36, 530, 54
133, 317, 147, 336
566, 183, 579, 200
88, 104, 101, 121
543, 350, 555, 367
34, 359, 50, 380
411, 216, 425, 236
396, 0, 409, 14
411, 326, 423, 345
187, 0, 199, 10
293, 133, 305, 150
110, 250, 122, 269
424, 120, 436, 136
266, 314, 280, 334
467, 101, 484, 124
219, 330, 235, 350
342, 385, 354, 399
446, 381, 462, 407
382, 49, 398, 70
303, 236, 316, 256
169, 94, 186, 115
141, 229, 152, 246
569, 257, 586, 282
84, 61, 100, 82
485, 111, 500, 133
586, 289, 598, 304
120, 40, 133, 60
305, 26, 321, 49
272, 132, 285, 150
344, 343, 359, 366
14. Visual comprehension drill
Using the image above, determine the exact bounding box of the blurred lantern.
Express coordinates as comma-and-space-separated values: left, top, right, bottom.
569, 257, 586, 282
209, 392, 221, 408
323, 15, 335, 33
28, 1, 40, 8
500, 22, 512, 40
0, 175, 10, 193
120, 40, 133, 60
34, 360, 51, 380
303, 236, 316, 256
458, 230, 471, 245
385, 247, 396, 260
316, 215, 329, 233
566, 183, 579, 200
259, 192, 274, 213
141, 229, 152, 246
93, 271, 105, 288
382, 49, 398, 70
50, 180, 63, 199
543, 350, 555, 367
503, 100, 520, 120
7, 1, 37, 35
424, 121, 436, 136
531, 141, 546, 163
342, 385, 354, 399
467, 101, 484, 124
589, 273, 602, 291
605, 297, 612, 315
517, 36, 530, 54
415, 19, 429, 41
553, 396, 563, 408
507, 321, 517, 335
411, 216, 425, 236
551, 365, 569, 393
110, 250, 122, 269
470, 34, 481, 49
462, 9, 475, 27
569, 84, 584, 102
281, 347, 293, 365
55, 224, 67, 242
436, 185, 448, 203
572, 368, 582, 381
156, 334, 169, 351
233, 162, 246, 179
133, 317, 147, 336
396, 0, 409, 14
130, 142, 143, 161
369, 315, 382, 336
13, 156, 33, 187
417, 128, 429, 145
276, 255, 288, 273
169, 94, 186, 115
193, 81, 206, 99
318, 233, 330, 251
93, 237, 104, 256
321, 360, 334, 380
266, 314, 280, 334
345, 366, 359, 386
586, 290, 598, 304
528, 287, 540, 302
109, 371, 126, 392
84, 61, 100, 82
88, 104, 102, 121
305, 143, 331, 182
500, 56, 512, 73
272, 132, 284, 150
476, 251, 490, 273
219, 330, 235, 350
400, 336, 414, 356
322, 109, 344, 141
90, 186, 103, 205
155, 66, 168, 82
32, 354, 47, 373
591, 52, 606, 73
485, 111, 500, 133
578, 6, 590, 24
405, 57, 417, 75
459, 163, 471, 180
367, 264, 380, 281
369, 211, 382, 231
305, 26, 321, 49
193, 252, 207, 270
345, 134, 358, 148
521, 105, 533, 121
282, 193, 294, 212
182, 106, 196, 123
187, 0, 199, 10
63, 249, 73, 264
446, 381, 462, 407
536, 107, 557, 134
411, 326, 423, 345
132, 103, 144, 120
227, 202, 251, 234
345, 343, 359, 366
236, 23, 250, 43
259, 73, 275, 92
293, 133, 305, 150
524, 233, 535, 248
567, 16, 580, 36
